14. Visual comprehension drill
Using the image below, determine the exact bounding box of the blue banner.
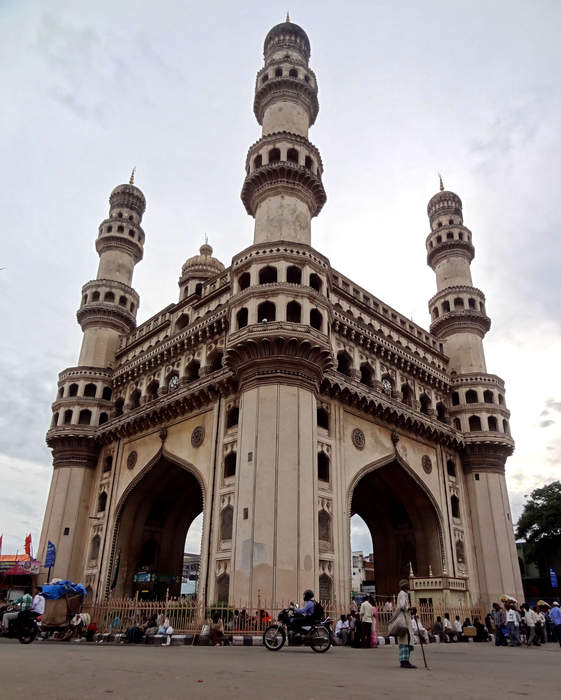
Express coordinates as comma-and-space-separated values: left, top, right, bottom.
550, 568, 558, 589
45, 541, 56, 568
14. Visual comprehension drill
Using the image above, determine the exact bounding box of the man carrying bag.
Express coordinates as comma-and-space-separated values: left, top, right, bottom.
388, 579, 416, 669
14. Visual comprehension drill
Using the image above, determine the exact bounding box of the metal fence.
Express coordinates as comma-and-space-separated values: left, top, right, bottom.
83, 596, 485, 637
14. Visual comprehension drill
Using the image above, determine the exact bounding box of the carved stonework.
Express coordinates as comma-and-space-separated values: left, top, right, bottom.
422, 455, 432, 474
351, 428, 365, 450
191, 426, 205, 448
126, 451, 137, 470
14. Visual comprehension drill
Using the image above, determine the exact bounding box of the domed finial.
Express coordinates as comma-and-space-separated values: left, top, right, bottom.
199, 237, 213, 257
286, 12, 290, 22
129, 167, 136, 185
438, 173, 444, 191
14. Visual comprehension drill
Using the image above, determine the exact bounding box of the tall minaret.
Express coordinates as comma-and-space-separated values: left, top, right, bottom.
38, 177, 146, 582
241, 16, 326, 245
426, 180, 523, 606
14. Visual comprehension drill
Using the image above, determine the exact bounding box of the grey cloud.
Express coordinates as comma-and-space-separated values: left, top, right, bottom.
539, 419, 555, 428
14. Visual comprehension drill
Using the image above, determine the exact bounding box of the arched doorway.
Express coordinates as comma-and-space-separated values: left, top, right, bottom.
112, 453, 204, 599
350, 458, 443, 598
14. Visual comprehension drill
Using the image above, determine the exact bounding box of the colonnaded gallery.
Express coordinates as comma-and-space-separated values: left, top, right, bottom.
38, 19, 523, 609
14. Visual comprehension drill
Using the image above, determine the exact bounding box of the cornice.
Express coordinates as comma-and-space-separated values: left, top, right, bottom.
77, 304, 136, 334
253, 77, 319, 126
245, 131, 323, 171
427, 239, 475, 269
428, 285, 485, 307
95, 233, 143, 264
430, 310, 491, 338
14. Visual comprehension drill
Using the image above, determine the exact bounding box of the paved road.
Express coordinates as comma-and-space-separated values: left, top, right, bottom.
1, 638, 558, 699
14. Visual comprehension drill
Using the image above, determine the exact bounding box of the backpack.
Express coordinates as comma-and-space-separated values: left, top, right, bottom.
313, 601, 324, 621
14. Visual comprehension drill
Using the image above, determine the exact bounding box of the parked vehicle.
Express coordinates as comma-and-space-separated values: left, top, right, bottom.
263, 606, 332, 653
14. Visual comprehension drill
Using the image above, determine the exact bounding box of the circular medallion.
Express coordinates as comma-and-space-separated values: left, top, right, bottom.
168, 375, 179, 392
351, 428, 365, 450
422, 455, 432, 474
191, 426, 205, 447
127, 451, 137, 470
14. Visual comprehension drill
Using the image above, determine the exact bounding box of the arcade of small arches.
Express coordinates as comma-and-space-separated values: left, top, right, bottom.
236, 264, 323, 293
98, 221, 144, 244
235, 300, 323, 331
427, 226, 472, 248
249, 146, 320, 176
431, 296, 485, 319
81, 289, 136, 314
260, 64, 314, 86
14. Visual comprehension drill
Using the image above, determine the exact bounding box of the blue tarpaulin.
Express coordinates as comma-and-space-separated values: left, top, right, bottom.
41, 580, 87, 600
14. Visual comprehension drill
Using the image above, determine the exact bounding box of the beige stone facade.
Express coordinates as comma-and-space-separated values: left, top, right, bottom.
38, 20, 523, 610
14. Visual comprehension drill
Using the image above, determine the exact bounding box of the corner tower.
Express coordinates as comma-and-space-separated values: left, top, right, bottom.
38, 177, 146, 582
426, 180, 523, 605
241, 17, 326, 245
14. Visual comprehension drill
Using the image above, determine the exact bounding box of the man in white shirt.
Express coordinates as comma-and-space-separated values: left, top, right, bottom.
443, 612, 458, 642
31, 588, 45, 616
335, 614, 349, 645
411, 616, 429, 644
505, 604, 521, 646
359, 596, 374, 649
522, 604, 539, 646
454, 615, 463, 636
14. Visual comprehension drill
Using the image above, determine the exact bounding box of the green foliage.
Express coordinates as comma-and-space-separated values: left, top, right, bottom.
516, 481, 561, 573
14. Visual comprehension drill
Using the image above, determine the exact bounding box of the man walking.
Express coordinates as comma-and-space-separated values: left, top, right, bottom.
491, 603, 507, 646
505, 603, 521, 646
395, 579, 416, 669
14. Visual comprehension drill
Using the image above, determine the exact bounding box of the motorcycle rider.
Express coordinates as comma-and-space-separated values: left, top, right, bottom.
289, 589, 316, 635
1, 590, 32, 633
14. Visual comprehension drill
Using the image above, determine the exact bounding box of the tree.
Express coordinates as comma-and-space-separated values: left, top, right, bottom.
516, 481, 561, 574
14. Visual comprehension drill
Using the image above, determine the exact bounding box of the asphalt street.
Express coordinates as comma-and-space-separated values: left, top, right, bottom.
0, 638, 558, 699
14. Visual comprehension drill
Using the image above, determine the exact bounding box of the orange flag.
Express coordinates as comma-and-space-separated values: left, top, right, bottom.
24, 533, 31, 556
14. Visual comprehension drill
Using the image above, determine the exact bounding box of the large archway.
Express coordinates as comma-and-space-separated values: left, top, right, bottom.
112, 453, 204, 599
350, 458, 444, 598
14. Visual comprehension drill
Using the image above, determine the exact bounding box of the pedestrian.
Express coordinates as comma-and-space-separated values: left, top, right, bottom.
359, 595, 374, 648
522, 604, 540, 646
395, 579, 415, 669
443, 613, 457, 642
350, 597, 358, 614
432, 615, 445, 642
549, 601, 561, 647
505, 603, 521, 646
535, 607, 546, 644
491, 603, 507, 646
454, 614, 463, 639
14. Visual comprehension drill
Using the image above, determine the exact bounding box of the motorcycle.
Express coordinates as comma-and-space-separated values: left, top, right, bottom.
0, 605, 41, 644
263, 606, 332, 653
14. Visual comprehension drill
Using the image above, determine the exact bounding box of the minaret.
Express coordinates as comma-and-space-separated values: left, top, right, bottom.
241, 17, 326, 245
38, 177, 146, 582
425, 181, 523, 606
225, 19, 332, 604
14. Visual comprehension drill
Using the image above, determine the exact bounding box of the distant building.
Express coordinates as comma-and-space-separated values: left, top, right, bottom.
182, 553, 200, 585
352, 551, 364, 593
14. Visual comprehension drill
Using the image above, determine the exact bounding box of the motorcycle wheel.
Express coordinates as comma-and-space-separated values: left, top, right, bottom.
309, 626, 331, 653
263, 624, 286, 651
18, 622, 38, 644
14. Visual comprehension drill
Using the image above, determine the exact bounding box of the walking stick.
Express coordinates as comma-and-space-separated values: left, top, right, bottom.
413, 613, 430, 670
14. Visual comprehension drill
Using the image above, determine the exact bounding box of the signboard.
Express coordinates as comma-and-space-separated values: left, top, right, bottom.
361, 584, 376, 594
550, 568, 558, 589
1, 559, 41, 575
45, 541, 56, 568
134, 572, 154, 583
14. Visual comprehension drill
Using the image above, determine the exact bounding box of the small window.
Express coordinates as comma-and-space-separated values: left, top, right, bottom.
309, 273, 322, 292
195, 283, 203, 295
336, 351, 352, 377
502, 419, 509, 434
103, 456, 113, 473
185, 360, 200, 382
102, 386, 112, 401
318, 510, 331, 542
262, 73, 269, 84
98, 412, 108, 425
436, 402, 447, 422
253, 154, 262, 169
275, 67, 283, 77
289, 68, 298, 78
207, 351, 223, 373
447, 232, 454, 240
176, 313, 190, 331
114, 397, 124, 416
360, 363, 374, 387
63, 409, 73, 424
466, 390, 478, 404
257, 301, 276, 322
318, 452, 330, 482
468, 298, 476, 309
117, 225, 124, 233
401, 384, 413, 407
317, 407, 329, 430
84, 383, 97, 398
238, 272, 251, 290
106, 226, 112, 233
447, 460, 456, 478
454, 297, 464, 309
436, 235, 442, 243
432, 307, 439, 319
119, 295, 127, 306
224, 452, 237, 478
130, 389, 141, 409
92, 291, 100, 302
51, 412, 59, 428
451, 495, 460, 519
286, 265, 302, 284
69, 383, 78, 397
287, 148, 299, 164
286, 300, 301, 323
236, 307, 248, 329
268, 147, 281, 164
128, 229, 135, 238
78, 409, 92, 425
442, 300, 450, 313
89, 535, 100, 562
58, 387, 64, 398
453, 418, 461, 430
146, 380, 159, 401
97, 492, 107, 513
305, 155, 313, 170
498, 394, 504, 405
483, 390, 494, 404
469, 415, 482, 431
259, 265, 277, 284
226, 406, 239, 429
488, 416, 498, 431
104, 291, 115, 303
419, 394, 431, 415
220, 505, 233, 540
310, 308, 322, 331
452, 391, 460, 406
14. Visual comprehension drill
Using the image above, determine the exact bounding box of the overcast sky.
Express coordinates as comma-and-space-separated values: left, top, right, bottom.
1, 0, 560, 558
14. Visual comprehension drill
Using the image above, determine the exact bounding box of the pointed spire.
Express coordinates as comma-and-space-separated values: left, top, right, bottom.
438, 173, 444, 191
129, 167, 136, 185
286, 12, 290, 22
